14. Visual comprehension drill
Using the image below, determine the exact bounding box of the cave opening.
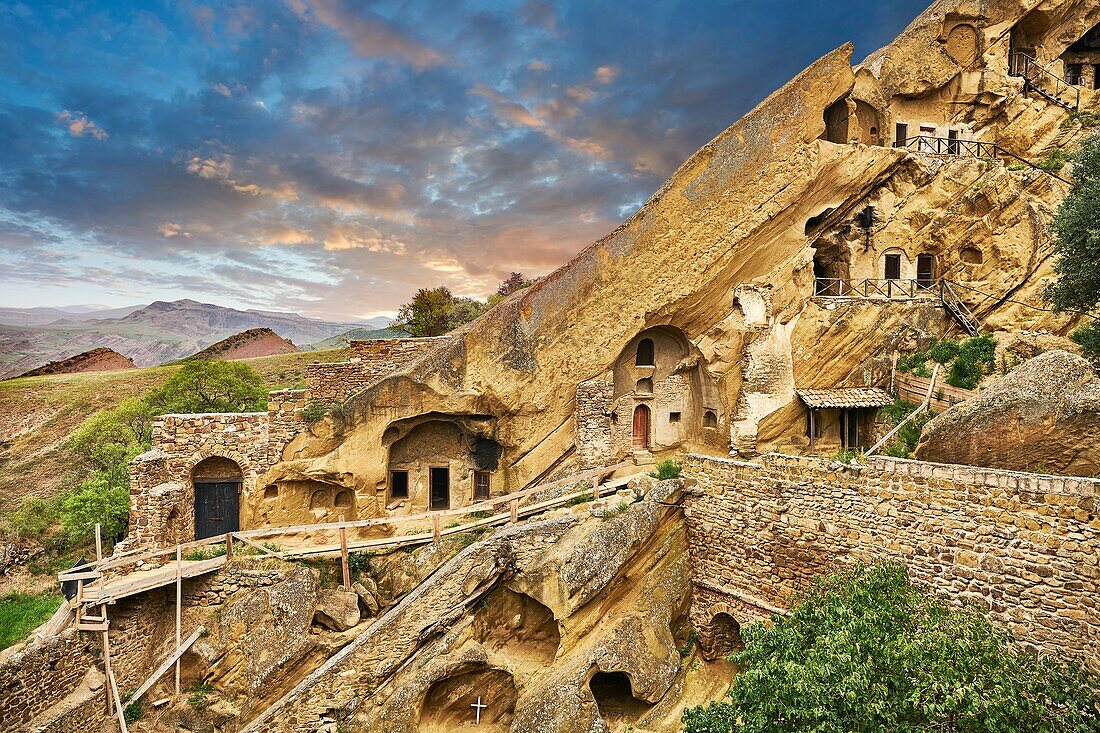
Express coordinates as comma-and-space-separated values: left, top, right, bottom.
418, 667, 517, 732
472, 588, 561, 665
590, 671, 652, 724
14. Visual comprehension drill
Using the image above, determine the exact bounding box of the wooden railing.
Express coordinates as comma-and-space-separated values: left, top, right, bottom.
814, 278, 938, 299
895, 371, 978, 414
899, 135, 1071, 185
59, 462, 636, 600
1010, 52, 1081, 111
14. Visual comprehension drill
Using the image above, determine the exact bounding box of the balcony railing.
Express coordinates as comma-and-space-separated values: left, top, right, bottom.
898, 135, 1071, 185
814, 278, 937, 299
1010, 52, 1081, 111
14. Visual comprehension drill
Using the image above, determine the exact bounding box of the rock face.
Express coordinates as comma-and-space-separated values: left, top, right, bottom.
915, 350, 1100, 475
186, 328, 300, 361
314, 588, 361, 631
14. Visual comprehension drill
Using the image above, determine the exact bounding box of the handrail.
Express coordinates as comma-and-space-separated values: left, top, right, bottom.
939, 280, 981, 335
866, 364, 940, 457
60, 461, 634, 583
901, 136, 1070, 185
1010, 52, 1080, 111
814, 278, 938, 299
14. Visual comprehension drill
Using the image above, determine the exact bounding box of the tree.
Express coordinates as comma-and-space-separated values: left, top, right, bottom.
60, 473, 130, 543
1045, 132, 1100, 358
497, 272, 533, 297
394, 286, 489, 337
66, 397, 155, 474
682, 563, 1100, 733
148, 360, 268, 414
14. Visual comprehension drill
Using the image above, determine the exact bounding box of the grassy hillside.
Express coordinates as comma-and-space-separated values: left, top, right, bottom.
0, 348, 347, 512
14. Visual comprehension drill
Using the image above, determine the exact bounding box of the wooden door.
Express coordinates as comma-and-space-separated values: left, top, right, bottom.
430, 467, 450, 510
917, 253, 935, 288
884, 253, 902, 281
840, 410, 859, 450
894, 122, 909, 148
195, 481, 240, 540
632, 405, 650, 451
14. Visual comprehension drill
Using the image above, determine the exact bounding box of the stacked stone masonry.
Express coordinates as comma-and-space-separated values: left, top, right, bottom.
306, 337, 443, 404
0, 629, 99, 732
683, 453, 1100, 670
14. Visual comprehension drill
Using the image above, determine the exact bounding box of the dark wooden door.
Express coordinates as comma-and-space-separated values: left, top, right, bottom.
841, 410, 859, 450
195, 482, 240, 540
884, 253, 902, 281
917, 253, 935, 288
632, 405, 650, 450
430, 467, 450, 510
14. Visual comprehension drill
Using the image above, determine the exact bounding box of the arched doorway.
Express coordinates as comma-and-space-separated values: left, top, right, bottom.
192, 456, 242, 540
632, 405, 651, 451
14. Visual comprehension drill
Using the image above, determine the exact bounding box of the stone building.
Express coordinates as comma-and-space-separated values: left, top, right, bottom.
127, 0, 1100, 552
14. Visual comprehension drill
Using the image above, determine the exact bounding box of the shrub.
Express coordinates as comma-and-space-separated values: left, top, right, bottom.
183, 546, 227, 562
682, 563, 1100, 733
878, 399, 933, 458
123, 698, 143, 723
649, 459, 683, 480
565, 491, 594, 507
66, 397, 154, 473
928, 340, 960, 364
896, 350, 931, 376
831, 449, 862, 465
1071, 323, 1100, 361
147, 360, 268, 414
301, 401, 328, 424
947, 333, 996, 389
4, 495, 62, 540
1038, 148, 1073, 172
60, 475, 130, 544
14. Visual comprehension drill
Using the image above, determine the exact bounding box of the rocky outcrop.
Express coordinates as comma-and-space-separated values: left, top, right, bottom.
12, 347, 135, 379
915, 350, 1100, 475
314, 588, 361, 632
186, 328, 299, 361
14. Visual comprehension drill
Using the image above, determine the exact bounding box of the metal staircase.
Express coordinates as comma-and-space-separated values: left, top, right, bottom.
1010, 53, 1080, 112
938, 280, 981, 336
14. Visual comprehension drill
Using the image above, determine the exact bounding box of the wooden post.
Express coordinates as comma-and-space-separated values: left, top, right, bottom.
224, 533, 233, 560
108, 669, 129, 733
75, 579, 83, 627
592, 476, 600, 498
431, 513, 441, 544
174, 546, 181, 695
509, 499, 519, 524
338, 515, 350, 589
809, 409, 817, 452
101, 610, 113, 715
95, 523, 103, 563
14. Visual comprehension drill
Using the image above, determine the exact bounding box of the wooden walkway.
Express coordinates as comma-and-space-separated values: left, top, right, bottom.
60, 462, 639, 614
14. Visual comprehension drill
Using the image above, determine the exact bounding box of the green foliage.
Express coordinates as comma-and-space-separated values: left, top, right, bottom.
123, 697, 143, 723
60, 475, 130, 544
1038, 148, 1073, 172
895, 350, 931, 377
927, 340, 959, 364
186, 680, 214, 710
649, 459, 683, 480
565, 491, 594, 507
877, 399, 932, 458
1071, 323, 1100, 361
946, 334, 996, 389
147, 360, 268, 414
183, 546, 227, 561
679, 632, 699, 659
347, 551, 371, 576
1062, 111, 1100, 129
301, 401, 328, 424
0, 592, 62, 650
66, 397, 155, 473
831, 449, 862, 465
3, 495, 63, 540
394, 286, 489, 337
682, 563, 1100, 733
469, 510, 494, 519
1046, 133, 1100, 315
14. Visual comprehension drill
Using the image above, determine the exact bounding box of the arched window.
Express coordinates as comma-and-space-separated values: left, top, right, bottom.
309, 490, 329, 510
703, 410, 718, 428
636, 377, 653, 394
334, 490, 353, 508
635, 338, 654, 367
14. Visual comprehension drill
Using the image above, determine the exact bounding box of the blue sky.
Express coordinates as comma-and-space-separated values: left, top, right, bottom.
0, 0, 928, 320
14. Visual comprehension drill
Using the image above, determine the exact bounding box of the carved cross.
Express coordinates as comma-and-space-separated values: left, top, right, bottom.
470, 696, 488, 725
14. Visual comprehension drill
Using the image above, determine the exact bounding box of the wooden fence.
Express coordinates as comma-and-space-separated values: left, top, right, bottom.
895, 371, 978, 414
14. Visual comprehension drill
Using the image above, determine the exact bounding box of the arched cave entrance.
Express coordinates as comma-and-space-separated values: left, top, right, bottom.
699, 612, 744, 660
590, 671, 652, 724
472, 588, 561, 665
192, 457, 242, 540
418, 667, 517, 732
822, 98, 849, 144
811, 238, 850, 295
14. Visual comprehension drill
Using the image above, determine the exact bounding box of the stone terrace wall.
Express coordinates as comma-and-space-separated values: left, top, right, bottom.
306, 337, 443, 403
0, 628, 98, 731
575, 378, 613, 469
683, 453, 1100, 668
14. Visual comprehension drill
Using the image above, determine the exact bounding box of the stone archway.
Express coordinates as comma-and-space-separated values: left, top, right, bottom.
192, 456, 243, 540
589, 671, 652, 725
699, 611, 744, 660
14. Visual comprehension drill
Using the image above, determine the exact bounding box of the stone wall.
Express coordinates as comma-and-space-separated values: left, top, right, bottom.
0, 629, 98, 731
683, 453, 1100, 668
574, 378, 613, 469
306, 337, 443, 403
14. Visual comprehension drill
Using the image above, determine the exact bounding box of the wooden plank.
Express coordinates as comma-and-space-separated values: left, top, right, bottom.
175, 546, 181, 694
338, 515, 349, 588
102, 614, 113, 716
232, 534, 280, 556
130, 626, 204, 705
108, 669, 129, 733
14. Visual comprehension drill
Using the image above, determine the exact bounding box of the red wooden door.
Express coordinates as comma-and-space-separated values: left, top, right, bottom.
632, 405, 650, 450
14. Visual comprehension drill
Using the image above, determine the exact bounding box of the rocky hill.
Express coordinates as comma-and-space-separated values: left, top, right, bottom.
13, 347, 135, 379
0, 300, 360, 378
186, 328, 300, 362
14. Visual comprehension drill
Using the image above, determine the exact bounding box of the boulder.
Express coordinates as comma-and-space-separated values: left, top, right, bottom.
352, 581, 380, 615
914, 350, 1100, 475
314, 589, 361, 631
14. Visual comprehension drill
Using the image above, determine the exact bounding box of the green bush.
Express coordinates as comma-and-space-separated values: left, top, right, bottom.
1071, 323, 1100, 360
66, 397, 154, 474
183, 546, 227, 562
301, 401, 328, 424
947, 334, 996, 389
877, 399, 932, 458
896, 350, 931, 376
928, 340, 960, 364
0, 592, 62, 650
123, 698, 143, 723
4, 495, 63, 540
1038, 148, 1073, 172
682, 563, 1100, 733
60, 475, 130, 544
147, 360, 268, 414
831, 449, 862, 465
565, 491, 594, 507
649, 459, 683, 480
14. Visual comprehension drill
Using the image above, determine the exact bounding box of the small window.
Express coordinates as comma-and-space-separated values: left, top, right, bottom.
309, 490, 328, 510
635, 338, 655, 367
264, 486, 279, 500
474, 470, 491, 500
1066, 63, 1084, 86
390, 470, 409, 499
703, 410, 718, 428
637, 377, 653, 394
334, 490, 353, 508
669, 412, 682, 423
884, 253, 902, 280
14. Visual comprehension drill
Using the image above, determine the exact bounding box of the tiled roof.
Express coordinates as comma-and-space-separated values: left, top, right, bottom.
796, 387, 893, 409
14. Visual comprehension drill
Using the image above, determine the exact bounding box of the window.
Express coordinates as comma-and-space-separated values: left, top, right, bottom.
474, 471, 491, 500
703, 410, 718, 428
334, 490, 353, 508
389, 470, 409, 499
669, 412, 682, 423
884, 253, 902, 280
635, 338, 655, 367
636, 377, 653, 394
947, 129, 960, 155
1066, 63, 1084, 86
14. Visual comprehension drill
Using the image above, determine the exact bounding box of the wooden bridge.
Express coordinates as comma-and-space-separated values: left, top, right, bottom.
813, 278, 981, 336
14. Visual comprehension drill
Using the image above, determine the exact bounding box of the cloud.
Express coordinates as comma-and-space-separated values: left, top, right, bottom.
185, 155, 298, 200
157, 222, 191, 238
287, 0, 444, 68
56, 110, 108, 140
322, 225, 407, 253
527, 60, 549, 72
259, 226, 314, 245
594, 65, 618, 84
469, 84, 544, 129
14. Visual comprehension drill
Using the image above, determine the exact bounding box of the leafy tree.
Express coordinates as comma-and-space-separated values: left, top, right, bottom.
497, 271, 533, 297
148, 360, 268, 414
66, 397, 155, 473
394, 286, 489, 336
60, 473, 130, 543
1045, 132, 1100, 358
682, 563, 1100, 733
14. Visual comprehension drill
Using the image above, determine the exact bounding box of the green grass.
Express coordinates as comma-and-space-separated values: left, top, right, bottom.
649, 459, 682, 480
0, 592, 62, 649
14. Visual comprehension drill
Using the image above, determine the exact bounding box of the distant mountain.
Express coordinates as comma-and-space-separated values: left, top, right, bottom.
0, 304, 144, 327
305, 327, 410, 350
13, 347, 136, 379
186, 328, 300, 362
0, 299, 361, 378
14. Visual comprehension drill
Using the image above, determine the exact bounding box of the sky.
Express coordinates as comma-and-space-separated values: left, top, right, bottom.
0, 0, 930, 321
